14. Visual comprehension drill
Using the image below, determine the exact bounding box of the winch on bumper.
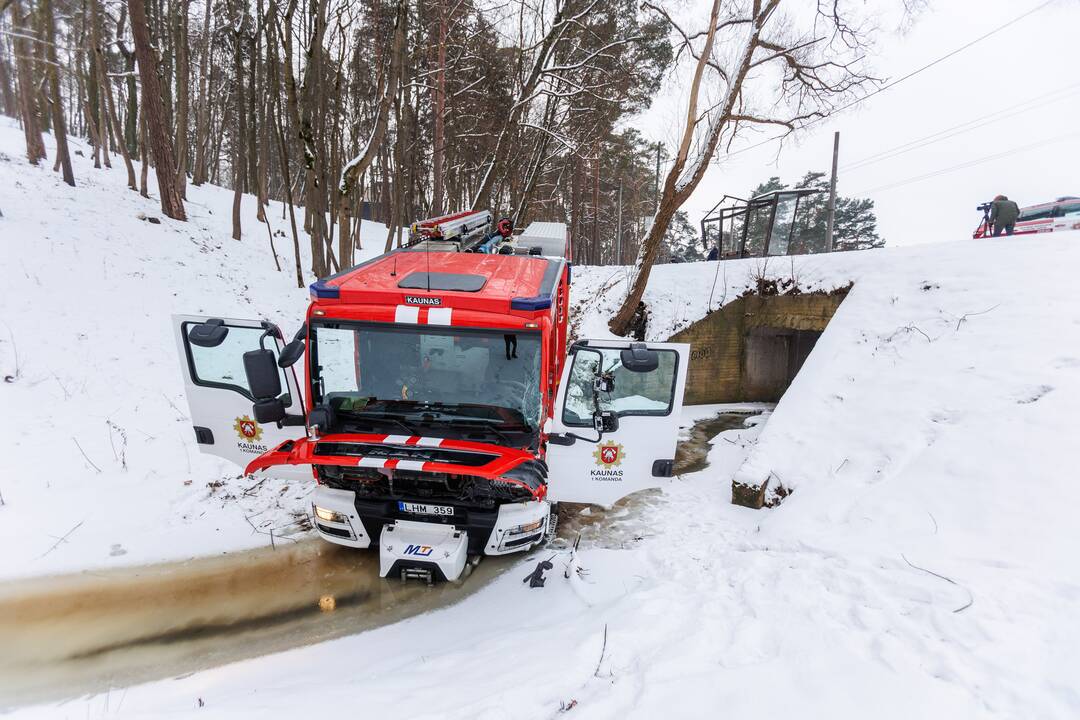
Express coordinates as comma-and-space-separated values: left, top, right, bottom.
309, 485, 550, 582
380, 520, 468, 583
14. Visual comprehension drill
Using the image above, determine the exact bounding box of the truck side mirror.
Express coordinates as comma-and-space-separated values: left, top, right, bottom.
253, 397, 286, 423
278, 339, 305, 368
243, 349, 282, 398
187, 319, 228, 348
620, 342, 659, 373
244, 348, 286, 424
307, 405, 335, 435
593, 410, 618, 434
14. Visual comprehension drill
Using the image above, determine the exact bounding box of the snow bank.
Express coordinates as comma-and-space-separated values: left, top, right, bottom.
0, 118, 390, 579
5, 114, 1080, 718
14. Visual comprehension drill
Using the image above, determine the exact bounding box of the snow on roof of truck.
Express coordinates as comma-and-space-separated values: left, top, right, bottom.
310, 250, 563, 312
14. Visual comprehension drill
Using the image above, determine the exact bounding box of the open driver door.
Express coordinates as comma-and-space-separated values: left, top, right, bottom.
172, 315, 311, 480
546, 340, 689, 507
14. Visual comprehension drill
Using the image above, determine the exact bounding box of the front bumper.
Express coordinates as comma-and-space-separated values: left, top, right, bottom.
311, 486, 371, 548
311, 486, 549, 557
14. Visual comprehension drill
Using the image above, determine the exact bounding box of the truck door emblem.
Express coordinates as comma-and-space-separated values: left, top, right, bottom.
234, 415, 263, 442
593, 443, 624, 467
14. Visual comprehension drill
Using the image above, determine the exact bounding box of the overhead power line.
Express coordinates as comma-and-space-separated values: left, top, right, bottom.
851, 131, 1080, 195
842, 83, 1080, 172
724, 0, 1059, 160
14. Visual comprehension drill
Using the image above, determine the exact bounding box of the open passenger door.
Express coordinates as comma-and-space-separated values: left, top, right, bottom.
172, 315, 310, 479
546, 340, 689, 507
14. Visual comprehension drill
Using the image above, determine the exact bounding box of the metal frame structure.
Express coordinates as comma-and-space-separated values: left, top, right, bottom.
700, 189, 824, 260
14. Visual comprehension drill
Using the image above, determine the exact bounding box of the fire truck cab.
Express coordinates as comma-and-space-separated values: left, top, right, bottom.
172, 215, 688, 583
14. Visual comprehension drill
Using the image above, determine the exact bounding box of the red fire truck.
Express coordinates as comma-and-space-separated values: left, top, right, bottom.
173, 211, 688, 582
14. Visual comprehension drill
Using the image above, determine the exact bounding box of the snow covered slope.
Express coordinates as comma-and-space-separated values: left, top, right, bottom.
4, 114, 1080, 718
0, 118, 390, 579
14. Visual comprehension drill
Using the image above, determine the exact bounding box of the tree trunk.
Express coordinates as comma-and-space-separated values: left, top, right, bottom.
470, 0, 572, 210
174, 0, 190, 198
11, 0, 47, 164
42, 0, 74, 186
270, 50, 305, 288
93, 0, 137, 189
128, 0, 186, 219
120, 44, 139, 155
230, 10, 246, 240
0, 43, 16, 117
609, 0, 757, 336
191, 0, 212, 185
338, 0, 405, 264
431, 0, 446, 215
139, 106, 149, 197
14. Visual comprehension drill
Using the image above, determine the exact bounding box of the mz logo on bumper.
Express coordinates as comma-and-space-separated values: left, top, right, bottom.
405, 544, 434, 557
405, 296, 442, 306
593, 443, 625, 467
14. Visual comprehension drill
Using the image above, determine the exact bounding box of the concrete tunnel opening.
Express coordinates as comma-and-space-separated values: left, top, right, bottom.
665, 288, 850, 506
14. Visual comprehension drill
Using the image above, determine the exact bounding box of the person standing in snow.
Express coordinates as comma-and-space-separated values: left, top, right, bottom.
989, 194, 1020, 236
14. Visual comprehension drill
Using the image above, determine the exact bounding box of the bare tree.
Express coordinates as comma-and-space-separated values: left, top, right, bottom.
42, 0, 74, 186
92, 0, 136, 189
608, 0, 875, 335
174, 0, 191, 198
191, 0, 212, 185
336, 0, 404, 265
128, 0, 186, 219
9, 0, 46, 164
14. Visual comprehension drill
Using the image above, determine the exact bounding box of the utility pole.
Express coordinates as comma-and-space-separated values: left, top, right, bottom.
653, 142, 661, 214
825, 131, 839, 252
616, 181, 623, 264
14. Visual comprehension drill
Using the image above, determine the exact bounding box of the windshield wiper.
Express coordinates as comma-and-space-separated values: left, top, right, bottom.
336, 409, 416, 437
403, 412, 534, 445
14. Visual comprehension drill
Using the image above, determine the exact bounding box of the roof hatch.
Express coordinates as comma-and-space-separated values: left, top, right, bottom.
397, 272, 487, 292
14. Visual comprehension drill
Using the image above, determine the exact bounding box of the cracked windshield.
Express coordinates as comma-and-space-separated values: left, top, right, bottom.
312, 323, 543, 431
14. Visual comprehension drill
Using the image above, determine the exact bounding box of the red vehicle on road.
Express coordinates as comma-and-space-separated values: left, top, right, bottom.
973, 196, 1080, 238
173, 211, 689, 583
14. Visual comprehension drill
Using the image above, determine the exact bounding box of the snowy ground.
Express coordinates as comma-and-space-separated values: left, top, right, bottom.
4, 117, 1080, 718
0, 118, 390, 579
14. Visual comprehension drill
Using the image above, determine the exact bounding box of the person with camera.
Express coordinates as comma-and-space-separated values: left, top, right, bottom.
989, 194, 1021, 236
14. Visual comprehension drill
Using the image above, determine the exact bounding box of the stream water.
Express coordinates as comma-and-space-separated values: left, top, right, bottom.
0, 412, 756, 709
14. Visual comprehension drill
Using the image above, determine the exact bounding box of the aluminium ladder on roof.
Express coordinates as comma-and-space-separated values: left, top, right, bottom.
408, 210, 493, 251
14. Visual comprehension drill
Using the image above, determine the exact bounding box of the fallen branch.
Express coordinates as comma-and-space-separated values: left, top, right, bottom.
72, 437, 102, 473
954, 304, 1000, 332
901, 553, 973, 613
39, 520, 84, 558
593, 623, 608, 677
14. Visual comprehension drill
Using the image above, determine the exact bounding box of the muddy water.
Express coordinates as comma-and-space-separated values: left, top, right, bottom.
674, 412, 756, 476
558, 412, 758, 549
0, 412, 755, 709
0, 540, 509, 708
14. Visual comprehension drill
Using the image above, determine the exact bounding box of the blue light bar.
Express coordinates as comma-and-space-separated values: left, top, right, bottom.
309, 280, 340, 299
510, 295, 552, 311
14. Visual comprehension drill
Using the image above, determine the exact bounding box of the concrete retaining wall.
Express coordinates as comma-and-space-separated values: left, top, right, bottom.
669, 292, 847, 405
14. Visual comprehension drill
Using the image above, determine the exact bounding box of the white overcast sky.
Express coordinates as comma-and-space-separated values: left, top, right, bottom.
633, 0, 1080, 247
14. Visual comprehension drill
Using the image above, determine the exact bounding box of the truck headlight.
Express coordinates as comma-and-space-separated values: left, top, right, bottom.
313, 504, 349, 524
508, 519, 544, 536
